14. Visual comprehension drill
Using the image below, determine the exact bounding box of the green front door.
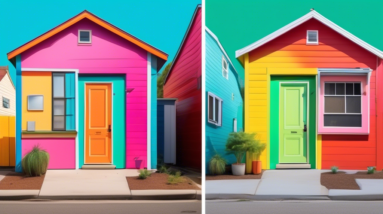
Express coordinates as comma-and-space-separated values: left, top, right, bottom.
279, 83, 308, 163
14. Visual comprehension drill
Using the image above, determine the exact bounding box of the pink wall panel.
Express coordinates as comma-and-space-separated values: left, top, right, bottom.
21, 19, 149, 169
22, 138, 75, 169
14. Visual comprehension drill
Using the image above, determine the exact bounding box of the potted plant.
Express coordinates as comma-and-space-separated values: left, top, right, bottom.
226, 132, 258, 176
252, 139, 266, 175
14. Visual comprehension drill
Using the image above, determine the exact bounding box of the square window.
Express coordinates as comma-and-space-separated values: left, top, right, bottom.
53, 99, 66, 115
53, 116, 65, 130
2, 97, 10, 109
208, 92, 222, 126
324, 83, 335, 95
27, 95, 44, 111
346, 96, 361, 113
307, 30, 318, 45
78, 30, 91, 43
325, 96, 345, 113
335, 83, 345, 95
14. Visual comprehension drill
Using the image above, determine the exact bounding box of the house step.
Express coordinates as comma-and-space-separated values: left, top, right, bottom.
81, 165, 116, 169
276, 163, 311, 169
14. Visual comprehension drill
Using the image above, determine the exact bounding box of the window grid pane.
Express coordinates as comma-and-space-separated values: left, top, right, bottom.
208, 96, 214, 121
53, 74, 65, 98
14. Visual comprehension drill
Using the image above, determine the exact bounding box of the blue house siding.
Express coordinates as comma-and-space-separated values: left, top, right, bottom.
205, 29, 243, 174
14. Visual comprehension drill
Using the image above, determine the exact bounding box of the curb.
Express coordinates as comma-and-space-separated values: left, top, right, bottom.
206, 194, 331, 200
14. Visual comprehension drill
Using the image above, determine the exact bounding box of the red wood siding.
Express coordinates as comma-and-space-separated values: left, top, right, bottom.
163, 8, 201, 170
249, 19, 378, 170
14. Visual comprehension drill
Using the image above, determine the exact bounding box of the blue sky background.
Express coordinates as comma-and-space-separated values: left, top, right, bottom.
0, 0, 201, 83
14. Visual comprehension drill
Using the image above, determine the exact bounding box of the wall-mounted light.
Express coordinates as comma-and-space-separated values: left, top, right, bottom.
126, 88, 135, 94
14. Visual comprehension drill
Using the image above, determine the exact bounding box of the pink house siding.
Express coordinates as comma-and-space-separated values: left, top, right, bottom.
21, 19, 148, 168
22, 138, 75, 169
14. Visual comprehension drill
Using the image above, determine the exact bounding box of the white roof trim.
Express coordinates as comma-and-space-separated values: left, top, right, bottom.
206, 27, 239, 76
235, 10, 383, 59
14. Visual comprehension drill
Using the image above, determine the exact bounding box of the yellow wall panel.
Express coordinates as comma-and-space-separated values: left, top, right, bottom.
248, 67, 267, 74
0, 116, 10, 166
316, 135, 322, 169
249, 81, 267, 88
248, 74, 268, 81
22, 72, 52, 131
249, 88, 267, 94
268, 67, 317, 75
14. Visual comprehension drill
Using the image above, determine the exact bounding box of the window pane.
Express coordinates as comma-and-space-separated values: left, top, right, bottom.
53, 116, 65, 130
324, 115, 361, 127
308, 31, 317, 42
354, 83, 361, 95
324, 96, 345, 113
79, 31, 90, 42
346, 96, 361, 113
346, 83, 353, 95
324, 83, 335, 95
336, 83, 345, 95
53, 99, 65, 115
215, 98, 219, 123
3, 97, 10, 108
208, 96, 214, 121
53, 75, 65, 97
28, 95, 43, 110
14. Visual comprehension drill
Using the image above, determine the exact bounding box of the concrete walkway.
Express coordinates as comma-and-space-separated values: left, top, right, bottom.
206, 169, 383, 200
0, 169, 201, 200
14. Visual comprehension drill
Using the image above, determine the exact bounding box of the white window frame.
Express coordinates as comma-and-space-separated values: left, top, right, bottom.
323, 82, 362, 127
306, 30, 318, 45
27, 95, 44, 111
222, 56, 228, 79
208, 92, 222, 126
78, 30, 92, 44
2, 97, 10, 109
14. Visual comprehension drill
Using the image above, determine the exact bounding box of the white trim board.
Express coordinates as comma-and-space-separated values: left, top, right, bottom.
147, 52, 152, 170
235, 10, 383, 59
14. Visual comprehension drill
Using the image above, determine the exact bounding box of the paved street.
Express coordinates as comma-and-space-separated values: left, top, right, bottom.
207, 200, 383, 214
0, 200, 201, 214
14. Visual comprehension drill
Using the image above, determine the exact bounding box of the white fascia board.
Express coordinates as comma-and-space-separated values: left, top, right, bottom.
236, 11, 383, 59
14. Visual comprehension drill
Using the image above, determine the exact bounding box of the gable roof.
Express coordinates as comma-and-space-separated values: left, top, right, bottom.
0, 66, 15, 89
163, 5, 201, 84
206, 27, 243, 97
7, 10, 168, 63
236, 10, 383, 59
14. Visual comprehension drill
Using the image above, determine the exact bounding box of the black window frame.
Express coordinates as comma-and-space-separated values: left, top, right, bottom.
324, 82, 362, 127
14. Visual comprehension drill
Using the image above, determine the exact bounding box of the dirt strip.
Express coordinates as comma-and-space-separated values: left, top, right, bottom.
126, 173, 200, 190
0, 172, 45, 190
206, 172, 263, 180
321, 171, 383, 190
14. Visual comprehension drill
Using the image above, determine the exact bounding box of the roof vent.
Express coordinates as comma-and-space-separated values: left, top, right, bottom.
307, 30, 318, 45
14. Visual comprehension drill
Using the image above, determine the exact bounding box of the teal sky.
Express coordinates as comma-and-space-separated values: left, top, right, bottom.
206, 0, 383, 79
0, 0, 201, 83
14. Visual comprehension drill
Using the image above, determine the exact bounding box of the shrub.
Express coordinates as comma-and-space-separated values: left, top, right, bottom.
367, 166, 376, 174
157, 165, 168, 174
226, 132, 263, 164
22, 146, 49, 177
331, 166, 338, 174
138, 169, 151, 179
167, 171, 184, 185
209, 154, 226, 175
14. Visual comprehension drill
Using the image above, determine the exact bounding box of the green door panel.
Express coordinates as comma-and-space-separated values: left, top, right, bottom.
279, 83, 307, 163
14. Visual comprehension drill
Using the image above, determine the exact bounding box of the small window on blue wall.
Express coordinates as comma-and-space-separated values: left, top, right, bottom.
208, 92, 222, 126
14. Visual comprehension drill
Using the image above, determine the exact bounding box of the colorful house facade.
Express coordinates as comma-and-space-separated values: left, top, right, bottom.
7, 11, 167, 171
236, 10, 383, 171
205, 28, 243, 174
163, 5, 201, 170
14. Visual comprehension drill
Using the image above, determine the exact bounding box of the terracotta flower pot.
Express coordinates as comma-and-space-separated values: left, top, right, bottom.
252, 161, 262, 175
231, 163, 246, 176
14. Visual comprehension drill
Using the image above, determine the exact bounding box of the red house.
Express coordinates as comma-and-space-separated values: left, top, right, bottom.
163, 5, 201, 170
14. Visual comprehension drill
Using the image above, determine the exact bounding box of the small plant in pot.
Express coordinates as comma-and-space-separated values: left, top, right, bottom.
251, 137, 266, 175
209, 154, 226, 175
22, 146, 49, 177
226, 132, 258, 176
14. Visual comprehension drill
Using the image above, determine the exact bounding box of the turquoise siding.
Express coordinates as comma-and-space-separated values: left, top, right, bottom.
205, 32, 243, 174
65, 73, 75, 130
151, 55, 157, 169
78, 75, 126, 168
15, 55, 22, 172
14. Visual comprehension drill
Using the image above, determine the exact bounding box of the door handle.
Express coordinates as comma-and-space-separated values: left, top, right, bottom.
303, 124, 307, 132
291, 131, 297, 134
108, 125, 111, 132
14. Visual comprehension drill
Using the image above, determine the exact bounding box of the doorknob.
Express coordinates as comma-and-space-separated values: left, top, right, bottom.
303, 124, 307, 132
108, 125, 111, 132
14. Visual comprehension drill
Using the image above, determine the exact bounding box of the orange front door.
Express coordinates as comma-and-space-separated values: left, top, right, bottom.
85, 84, 112, 164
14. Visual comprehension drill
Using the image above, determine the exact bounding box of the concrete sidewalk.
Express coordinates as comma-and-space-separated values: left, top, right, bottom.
206, 170, 383, 200
0, 169, 201, 200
